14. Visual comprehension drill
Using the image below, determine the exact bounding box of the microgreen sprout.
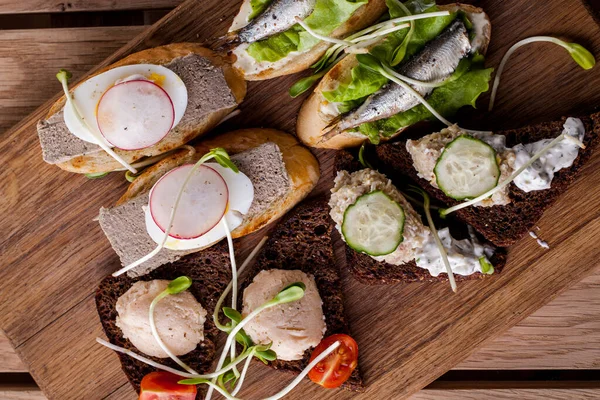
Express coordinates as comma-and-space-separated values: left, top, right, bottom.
167, 276, 193, 294
408, 186, 457, 293
478, 256, 494, 275
289, 11, 450, 97
356, 54, 492, 136
112, 148, 238, 277
440, 133, 585, 217
56, 69, 138, 174
488, 36, 595, 111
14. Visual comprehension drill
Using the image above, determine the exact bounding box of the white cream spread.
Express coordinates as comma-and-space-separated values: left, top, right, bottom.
115, 280, 206, 358
229, 0, 254, 32
512, 118, 585, 192
242, 269, 326, 361
416, 227, 494, 276
233, 44, 308, 76
329, 169, 430, 265
465, 12, 489, 54
407, 118, 586, 205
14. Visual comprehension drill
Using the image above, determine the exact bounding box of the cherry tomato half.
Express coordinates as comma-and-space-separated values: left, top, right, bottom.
308, 334, 359, 389
139, 371, 197, 400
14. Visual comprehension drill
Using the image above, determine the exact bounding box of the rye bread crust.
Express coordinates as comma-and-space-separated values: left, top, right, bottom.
375, 112, 600, 247
95, 242, 232, 396
334, 150, 507, 285
240, 197, 364, 392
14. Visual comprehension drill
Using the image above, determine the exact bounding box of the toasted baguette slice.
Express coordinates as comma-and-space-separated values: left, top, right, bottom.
297, 4, 491, 149
39, 43, 246, 174
230, 0, 388, 80
95, 242, 232, 396
240, 197, 364, 391
375, 113, 600, 247
334, 150, 507, 285
100, 128, 320, 277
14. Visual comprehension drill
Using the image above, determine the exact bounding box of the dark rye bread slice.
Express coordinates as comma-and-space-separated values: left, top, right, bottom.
375, 112, 600, 247
334, 150, 507, 285
95, 242, 232, 397
240, 197, 364, 392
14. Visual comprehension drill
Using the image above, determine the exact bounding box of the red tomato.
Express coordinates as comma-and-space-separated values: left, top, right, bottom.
139, 371, 197, 400
308, 334, 359, 389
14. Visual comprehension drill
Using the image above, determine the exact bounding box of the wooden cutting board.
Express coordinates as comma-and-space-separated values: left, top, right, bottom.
1, 0, 600, 399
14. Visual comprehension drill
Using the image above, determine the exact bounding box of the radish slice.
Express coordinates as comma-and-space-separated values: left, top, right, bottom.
97, 80, 175, 150
149, 164, 229, 239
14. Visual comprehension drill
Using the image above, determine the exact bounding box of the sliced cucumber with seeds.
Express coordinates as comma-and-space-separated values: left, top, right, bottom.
434, 135, 500, 200
342, 190, 405, 256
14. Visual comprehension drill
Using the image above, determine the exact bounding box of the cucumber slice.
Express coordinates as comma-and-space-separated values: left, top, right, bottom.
434, 135, 500, 200
342, 190, 405, 256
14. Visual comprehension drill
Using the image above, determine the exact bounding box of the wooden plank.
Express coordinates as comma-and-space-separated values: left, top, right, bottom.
459, 266, 600, 369
0, 389, 46, 400
412, 388, 600, 400
0, 332, 26, 373
0, 0, 182, 14
1, 1, 600, 400
0, 26, 145, 134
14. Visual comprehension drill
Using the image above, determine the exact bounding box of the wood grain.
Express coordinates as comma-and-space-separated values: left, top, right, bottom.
411, 388, 600, 399
0, 332, 26, 373
0, 0, 182, 14
0, 26, 145, 134
1, 1, 600, 400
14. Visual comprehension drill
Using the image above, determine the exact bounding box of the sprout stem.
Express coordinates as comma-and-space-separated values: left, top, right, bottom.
441, 132, 585, 216
489, 36, 596, 111
149, 291, 198, 374
263, 341, 340, 400
57, 72, 138, 174
231, 347, 256, 396
421, 191, 457, 293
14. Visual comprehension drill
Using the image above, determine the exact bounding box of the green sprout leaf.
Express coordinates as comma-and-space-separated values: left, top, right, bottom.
223, 307, 242, 324
289, 71, 327, 98
479, 256, 495, 275
272, 283, 305, 304
565, 42, 596, 70
167, 276, 192, 295
85, 172, 109, 179
358, 143, 373, 169
282, 281, 306, 291
178, 377, 210, 385
221, 369, 238, 386
255, 349, 277, 364
56, 69, 72, 83
235, 329, 254, 349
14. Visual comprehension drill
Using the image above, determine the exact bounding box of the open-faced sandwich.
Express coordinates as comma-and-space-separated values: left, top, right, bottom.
375, 113, 600, 247
296, 1, 492, 148
38, 43, 246, 175
96, 197, 362, 399
331, 150, 506, 289
225, 0, 388, 80
98, 128, 320, 277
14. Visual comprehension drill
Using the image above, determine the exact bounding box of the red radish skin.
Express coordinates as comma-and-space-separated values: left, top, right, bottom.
149, 164, 229, 240
96, 79, 175, 150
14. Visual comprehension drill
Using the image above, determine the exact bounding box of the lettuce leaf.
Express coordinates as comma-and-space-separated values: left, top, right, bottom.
249, 0, 274, 20
324, 3, 456, 103
246, 0, 367, 63
356, 67, 493, 139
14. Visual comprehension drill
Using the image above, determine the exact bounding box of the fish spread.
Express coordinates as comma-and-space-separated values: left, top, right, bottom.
321, 18, 471, 140
232, 0, 317, 44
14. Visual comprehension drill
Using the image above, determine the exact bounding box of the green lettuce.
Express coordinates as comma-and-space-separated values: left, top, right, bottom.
324, 2, 456, 103
357, 66, 493, 139
246, 0, 368, 63
249, 0, 274, 20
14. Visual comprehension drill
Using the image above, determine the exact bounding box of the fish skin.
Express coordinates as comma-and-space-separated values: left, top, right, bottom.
321, 19, 472, 141
233, 0, 317, 44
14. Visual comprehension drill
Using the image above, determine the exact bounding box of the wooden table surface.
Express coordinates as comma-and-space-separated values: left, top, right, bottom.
1, 1, 599, 399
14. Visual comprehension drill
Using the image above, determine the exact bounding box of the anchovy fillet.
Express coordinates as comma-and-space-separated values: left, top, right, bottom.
321, 19, 472, 140
234, 0, 317, 44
